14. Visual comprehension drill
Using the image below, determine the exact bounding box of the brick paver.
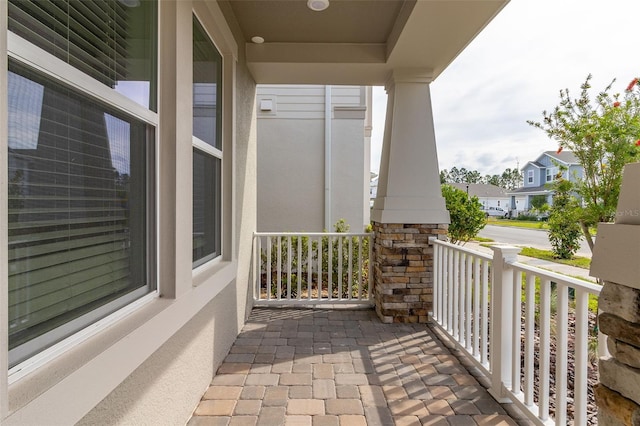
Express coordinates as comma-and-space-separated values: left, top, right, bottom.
188, 308, 531, 425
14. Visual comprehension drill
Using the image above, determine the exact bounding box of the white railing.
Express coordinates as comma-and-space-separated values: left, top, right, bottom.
252, 232, 373, 305
432, 239, 604, 426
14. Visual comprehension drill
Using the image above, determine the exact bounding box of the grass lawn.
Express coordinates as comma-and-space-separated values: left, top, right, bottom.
486, 217, 549, 230
518, 247, 591, 269
477, 244, 591, 269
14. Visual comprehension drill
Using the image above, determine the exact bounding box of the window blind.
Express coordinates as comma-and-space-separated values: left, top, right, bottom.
9, 0, 128, 86
8, 0, 158, 111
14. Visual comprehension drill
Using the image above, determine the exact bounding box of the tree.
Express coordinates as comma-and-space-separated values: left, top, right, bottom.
528, 74, 640, 251
547, 177, 582, 259
440, 169, 449, 184
530, 194, 548, 211
465, 170, 483, 184
484, 174, 501, 186
440, 166, 522, 189
500, 168, 522, 190
447, 166, 467, 183
441, 184, 486, 244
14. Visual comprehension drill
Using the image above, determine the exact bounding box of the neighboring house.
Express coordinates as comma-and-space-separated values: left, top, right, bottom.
0, 1, 508, 424
256, 85, 371, 232
507, 151, 583, 213
448, 183, 509, 210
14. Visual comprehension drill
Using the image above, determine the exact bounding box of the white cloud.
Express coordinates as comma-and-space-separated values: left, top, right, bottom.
371, 0, 640, 176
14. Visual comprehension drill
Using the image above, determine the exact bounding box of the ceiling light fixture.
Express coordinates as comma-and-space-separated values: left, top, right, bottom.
251, 36, 265, 44
307, 0, 329, 12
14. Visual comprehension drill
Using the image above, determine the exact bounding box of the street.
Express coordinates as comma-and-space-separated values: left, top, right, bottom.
478, 224, 592, 258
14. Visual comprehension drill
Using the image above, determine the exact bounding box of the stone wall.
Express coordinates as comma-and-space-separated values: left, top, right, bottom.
595, 282, 640, 425
371, 222, 447, 323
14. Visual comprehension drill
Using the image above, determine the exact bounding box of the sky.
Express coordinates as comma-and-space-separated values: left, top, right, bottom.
370, 0, 640, 177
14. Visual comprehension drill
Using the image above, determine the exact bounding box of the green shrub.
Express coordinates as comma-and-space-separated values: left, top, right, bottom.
441, 184, 486, 244
260, 219, 370, 299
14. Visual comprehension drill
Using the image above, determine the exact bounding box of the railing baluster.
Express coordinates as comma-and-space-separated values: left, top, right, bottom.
337, 236, 342, 300
307, 235, 312, 301
574, 289, 588, 426
297, 236, 302, 300
326, 236, 331, 300
357, 236, 363, 300
319, 236, 324, 300
458, 253, 465, 346
481, 258, 489, 367
447, 248, 453, 333
277, 237, 282, 299
524, 273, 535, 406
267, 237, 272, 301
368, 234, 373, 301
433, 242, 439, 322
253, 235, 262, 300
287, 236, 292, 300
441, 247, 451, 330
348, 237, 353, 300
465, 253, 472, 351
453, 250, 460, 340
555, 283, 568, 425
539, 278, 551, 420
473, 256, 480, 357
512, 270, 522, 395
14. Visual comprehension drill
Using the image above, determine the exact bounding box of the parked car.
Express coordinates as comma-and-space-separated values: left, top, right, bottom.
482, 206, 508, 218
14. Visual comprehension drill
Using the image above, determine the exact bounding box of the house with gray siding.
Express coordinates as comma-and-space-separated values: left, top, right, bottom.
507, 150, 583, 213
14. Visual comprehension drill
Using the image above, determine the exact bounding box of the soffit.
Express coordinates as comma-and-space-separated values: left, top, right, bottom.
220, 0, 509, 85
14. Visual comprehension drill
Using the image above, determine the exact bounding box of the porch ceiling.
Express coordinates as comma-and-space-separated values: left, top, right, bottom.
220, 0, 509, 85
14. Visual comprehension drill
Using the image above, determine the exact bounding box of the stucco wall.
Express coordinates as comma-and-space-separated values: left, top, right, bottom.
256, 86, 369, 232
332, 118, 368, 232
257, 119, 326, 231
77, 284, 240, 425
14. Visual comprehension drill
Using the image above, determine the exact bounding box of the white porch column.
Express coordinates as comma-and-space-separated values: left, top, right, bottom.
371, 69, 449, 324
371, 68, 449, 224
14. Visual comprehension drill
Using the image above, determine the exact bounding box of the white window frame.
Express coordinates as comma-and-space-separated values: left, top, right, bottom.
5, 28, 159, 383
527, 169, 534, 184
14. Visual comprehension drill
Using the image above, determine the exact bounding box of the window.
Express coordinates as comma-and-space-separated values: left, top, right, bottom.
192, 15, 223, 268
7, 0, 157, 368
527, 170, 534, 184
546, 167, 557, 182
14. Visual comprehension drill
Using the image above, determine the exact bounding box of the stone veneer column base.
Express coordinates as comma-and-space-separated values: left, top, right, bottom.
372, 222, 447, 323
596, 281, 640, 425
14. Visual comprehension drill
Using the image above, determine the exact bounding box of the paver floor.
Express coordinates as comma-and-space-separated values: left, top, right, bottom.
188, 308, 531, 425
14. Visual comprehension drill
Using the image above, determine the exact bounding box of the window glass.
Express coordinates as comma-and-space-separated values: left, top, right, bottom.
193, 16, 222, 149
8, 0, 158, 111
192, 15, 223, 268
193, 150, 221, 267
7, 61, 154, 367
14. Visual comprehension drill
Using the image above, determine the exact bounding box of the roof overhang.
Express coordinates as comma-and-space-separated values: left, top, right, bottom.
220, 0, 509, 85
